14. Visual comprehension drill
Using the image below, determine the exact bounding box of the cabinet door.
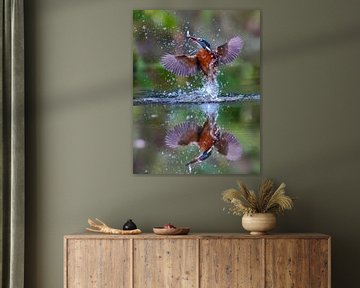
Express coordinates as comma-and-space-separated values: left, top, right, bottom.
265, 239, 329, 288
266, 239, 309, 288
309, 239, 330, 288
200, 239, 264, 288
134, 239, 198, 288
66, 239, 131, 288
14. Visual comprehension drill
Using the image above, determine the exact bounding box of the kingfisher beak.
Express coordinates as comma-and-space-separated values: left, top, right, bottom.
185, 158, 199, 166
186, 31, 201, 44
185, 148, 213, 166
190, 37, 203, 49
189, 36, 200, 43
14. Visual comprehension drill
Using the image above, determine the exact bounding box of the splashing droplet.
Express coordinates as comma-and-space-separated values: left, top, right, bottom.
201, 78, 220, 99
188, 165, 192, 173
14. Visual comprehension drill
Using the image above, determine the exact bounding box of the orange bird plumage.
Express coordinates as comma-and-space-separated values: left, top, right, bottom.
161, 31, 243, 81
165, 115, 242, 166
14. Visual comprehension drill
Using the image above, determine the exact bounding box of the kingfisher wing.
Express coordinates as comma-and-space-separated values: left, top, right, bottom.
165, 122, 200, 148
214, 131, 242, 160
216, 36, 243, 65
161, 54, 198, 76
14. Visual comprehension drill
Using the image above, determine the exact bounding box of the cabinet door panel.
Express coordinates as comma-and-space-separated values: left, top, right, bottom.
310, 239, 329, 288
265, 239, 310, 288
200, 239, 264, 288
66, 239, 131, 288
134, 239, 198, 288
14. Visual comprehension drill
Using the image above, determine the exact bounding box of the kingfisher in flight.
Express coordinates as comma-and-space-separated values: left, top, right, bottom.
165, 115, 242, 166
161, 31, 243, 81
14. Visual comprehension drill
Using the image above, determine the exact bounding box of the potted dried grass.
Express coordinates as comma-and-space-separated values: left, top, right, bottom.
222, 179, 294, 235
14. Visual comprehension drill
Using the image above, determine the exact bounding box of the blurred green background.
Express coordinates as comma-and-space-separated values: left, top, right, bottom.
133, 10, 261, 174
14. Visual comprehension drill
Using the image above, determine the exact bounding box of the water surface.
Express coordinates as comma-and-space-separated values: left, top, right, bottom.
133, 91, 260, 175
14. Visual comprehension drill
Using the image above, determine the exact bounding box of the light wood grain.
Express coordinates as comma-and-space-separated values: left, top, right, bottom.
65, 233, 330, 240
200, 239, 264, 288
64, 233, 331, 288
133, 239, 197, 288
66, 239, 131, 288
265, 239, 310, 288
310, 239, 329, 288
153, 227, 190, 235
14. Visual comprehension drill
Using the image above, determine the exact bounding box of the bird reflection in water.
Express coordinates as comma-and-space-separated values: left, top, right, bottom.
165, 113, 242, 168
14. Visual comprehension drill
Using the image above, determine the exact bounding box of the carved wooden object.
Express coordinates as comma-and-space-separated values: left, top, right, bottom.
86, 218, 142, 235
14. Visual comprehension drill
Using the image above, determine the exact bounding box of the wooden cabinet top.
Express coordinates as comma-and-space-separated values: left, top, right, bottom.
64, 232, 330, 240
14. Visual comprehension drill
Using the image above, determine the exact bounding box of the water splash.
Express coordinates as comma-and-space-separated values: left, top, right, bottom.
188, 165, 192, 174
200, 103, 219, 119
133, 91, 260, 105
201, 78, 220, 99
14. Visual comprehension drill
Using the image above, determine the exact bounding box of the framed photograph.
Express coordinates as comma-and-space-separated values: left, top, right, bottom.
133, 10, 261, 175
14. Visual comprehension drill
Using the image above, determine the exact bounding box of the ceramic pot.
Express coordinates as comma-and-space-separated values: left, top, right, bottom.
123, 219, 137, 230
242, 213, 276, 235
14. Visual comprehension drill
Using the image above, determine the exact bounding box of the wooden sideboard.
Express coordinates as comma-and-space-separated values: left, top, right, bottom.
64, 233, 330, 288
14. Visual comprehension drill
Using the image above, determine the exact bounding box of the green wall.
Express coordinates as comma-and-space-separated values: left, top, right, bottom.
25, 0, 360, 287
